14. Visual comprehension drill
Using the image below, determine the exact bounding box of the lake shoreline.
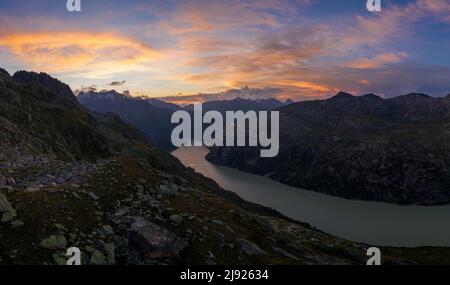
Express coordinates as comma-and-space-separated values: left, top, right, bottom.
172, 146, 450, 247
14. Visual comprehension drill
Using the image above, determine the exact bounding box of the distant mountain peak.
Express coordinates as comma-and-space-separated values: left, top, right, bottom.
331, 91, 354, 99
360, 93, 383, 100
99, 89, 122, 95
229, 97, 283, 103
362, 93, 379, 97
403, 93, 433, 99
285, 99, 295, 104
77, 90, 126, 101
388, 93, 434, 103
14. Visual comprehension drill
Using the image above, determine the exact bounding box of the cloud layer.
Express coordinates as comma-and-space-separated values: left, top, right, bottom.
0, 0, 449, 100
0, 31, 156, 78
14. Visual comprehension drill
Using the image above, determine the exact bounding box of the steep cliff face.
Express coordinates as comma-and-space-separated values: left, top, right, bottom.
13, 71, 77, 104
77, 90, 176, 151
207, 92, 450, 205
0, 69, 184, 179
1, 70, 111, 162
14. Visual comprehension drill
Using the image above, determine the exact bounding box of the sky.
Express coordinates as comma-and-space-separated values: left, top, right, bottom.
0, 0, 450, 103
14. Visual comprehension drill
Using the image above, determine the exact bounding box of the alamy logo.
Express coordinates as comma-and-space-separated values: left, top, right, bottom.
171, 104, 280, 157
366, 0, 382, 12
366, 247, 382, 265
66, 247, 81, 265
67, 0, 81, 12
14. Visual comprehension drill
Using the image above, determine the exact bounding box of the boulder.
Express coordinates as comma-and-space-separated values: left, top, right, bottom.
6, 177, 16, 186
90, 250, 107, 265
0, 194, 13, 213
55, 177, 66, 185
103, 243, 115, 264
11, 220, 24, 228
169, 214, 183, 224
237, 238, 267, 256
0, 175, 6, 187
87, 192, 99, 200
1, 210, 16, 223
159, 183, 178, 196
212, 219, 225, 226
63, 172, 73, 181
99, 225, 115, 236
52, 252, 67, 266
39, 235, 67, 250
128, 217, 188, 259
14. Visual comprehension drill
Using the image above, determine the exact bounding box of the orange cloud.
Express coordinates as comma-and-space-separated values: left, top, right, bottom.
346, 52, 409, 69
174, 24, 338, 97
0, 32, 157, 76
271, 80, 333, 93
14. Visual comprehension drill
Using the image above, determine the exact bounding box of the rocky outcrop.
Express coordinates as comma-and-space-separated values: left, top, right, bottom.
0, 194, 16, 223
13, 71, 77, 103
0, 68, 12, 81
39, 235, 67, 250
0, 194, 13, 213
128, 217, 188, 259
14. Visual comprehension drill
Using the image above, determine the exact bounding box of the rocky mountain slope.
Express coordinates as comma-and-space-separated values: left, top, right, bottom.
77, 90, 176, 151
207, 92, 450, 205
0, 68, 416, 265
145, 98, 181, 110
78, 92, 291, 152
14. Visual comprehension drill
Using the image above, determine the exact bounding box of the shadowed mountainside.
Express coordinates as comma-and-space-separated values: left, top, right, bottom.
77, 91, 176, 151
77, 92, 292, 151
207, 91, 450, 205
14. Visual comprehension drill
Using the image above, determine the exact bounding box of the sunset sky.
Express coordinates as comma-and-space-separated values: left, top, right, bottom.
1, 0, 450, 102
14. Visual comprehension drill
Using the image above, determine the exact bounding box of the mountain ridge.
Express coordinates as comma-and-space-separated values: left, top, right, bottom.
183, 97, 291, 113
207, 91, 450, 205
77, 90, 293, 151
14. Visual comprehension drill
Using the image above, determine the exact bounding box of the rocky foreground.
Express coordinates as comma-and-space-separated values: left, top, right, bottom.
0, 150, 385, 265
0, 153, 384, 265
0, 68, 449, 265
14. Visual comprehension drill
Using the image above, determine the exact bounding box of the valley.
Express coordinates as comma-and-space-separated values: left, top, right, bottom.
0, 68, 392, 265
174, 146, 450, 247
3, 68, 450, 265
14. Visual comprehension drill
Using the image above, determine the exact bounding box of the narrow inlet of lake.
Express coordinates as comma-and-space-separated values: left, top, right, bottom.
172, 146, 450, 247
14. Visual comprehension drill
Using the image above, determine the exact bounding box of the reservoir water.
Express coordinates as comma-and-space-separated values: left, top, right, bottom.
172, 146, 450, 247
